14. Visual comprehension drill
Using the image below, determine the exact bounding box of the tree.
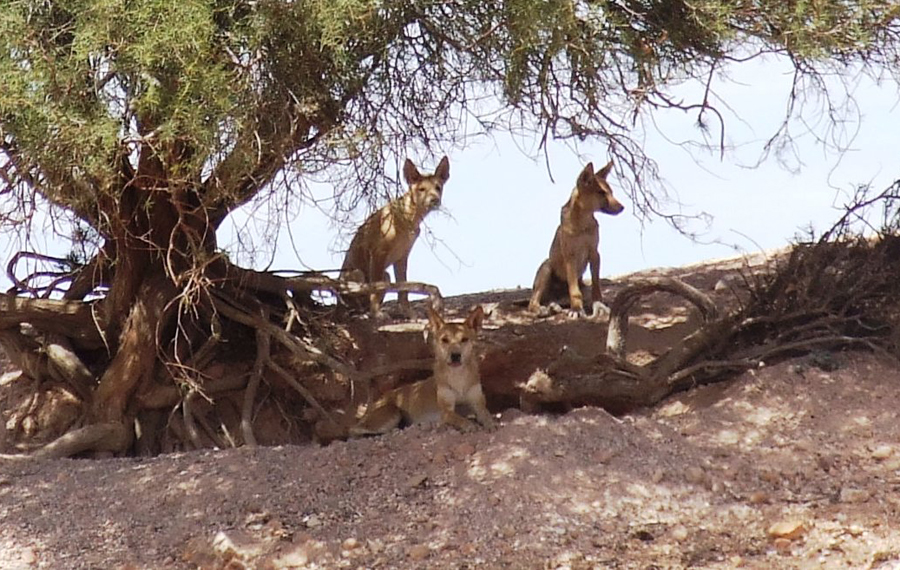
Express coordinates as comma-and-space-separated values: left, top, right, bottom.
1, 0, 898, 456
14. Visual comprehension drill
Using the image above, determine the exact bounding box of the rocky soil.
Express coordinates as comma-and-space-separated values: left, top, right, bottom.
2, 254, 900, 569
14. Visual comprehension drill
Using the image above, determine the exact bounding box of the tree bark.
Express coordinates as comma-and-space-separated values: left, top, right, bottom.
91, 275, 176, 427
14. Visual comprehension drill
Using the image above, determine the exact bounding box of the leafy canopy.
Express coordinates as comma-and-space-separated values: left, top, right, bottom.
0, 0, 898, 246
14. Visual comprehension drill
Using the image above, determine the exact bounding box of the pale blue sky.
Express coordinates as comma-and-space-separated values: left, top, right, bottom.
220, 55, 900, 298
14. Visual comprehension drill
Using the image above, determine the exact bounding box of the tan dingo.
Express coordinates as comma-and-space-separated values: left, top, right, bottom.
350, 305, 495, 436
528, 160, 624, 316
341, 156, 450, 317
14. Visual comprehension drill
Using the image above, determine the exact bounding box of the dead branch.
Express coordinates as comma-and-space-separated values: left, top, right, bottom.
242, 316, 270, 447
137, 375, 248, 409
212, 291, 356, 379
607, 276, 718, 360
5, 251, 79, 298
0, 293, 104, 348
285, 275, 444, 314
225, 266, 444, 314
44, 334, 95, 400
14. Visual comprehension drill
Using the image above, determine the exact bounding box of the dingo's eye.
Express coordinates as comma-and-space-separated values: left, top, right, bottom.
441, 337, 450, 344
460, 337, 469, 344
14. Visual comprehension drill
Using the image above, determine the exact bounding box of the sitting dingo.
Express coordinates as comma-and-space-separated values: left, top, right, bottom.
341, 156, 450, 317
528, 160, 624, 317
350, 305, 495, 436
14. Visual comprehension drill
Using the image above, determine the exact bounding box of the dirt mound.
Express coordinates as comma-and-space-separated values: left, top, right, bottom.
1, 352, 899, 568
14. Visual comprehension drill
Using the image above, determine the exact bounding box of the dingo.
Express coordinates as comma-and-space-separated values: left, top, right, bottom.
341, 156, 450, 317
350, 305, 495, 436
528, 160, 624, 316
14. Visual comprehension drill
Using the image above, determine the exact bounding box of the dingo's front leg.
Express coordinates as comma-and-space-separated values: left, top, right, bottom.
393, 255, 414, 319
437, 386, 478, 432
466, 385, 496, 431
564, 259, 585, 316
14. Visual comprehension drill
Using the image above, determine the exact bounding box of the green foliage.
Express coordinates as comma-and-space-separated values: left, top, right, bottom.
0, 0, 897, 243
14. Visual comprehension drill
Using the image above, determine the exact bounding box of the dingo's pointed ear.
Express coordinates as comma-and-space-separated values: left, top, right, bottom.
465, 305, 485, 331
597, 160, 613, 180
434, 156, 450, 183
427, 305, 444, 332
403, 158, 422, 185
576, 162, 595, 189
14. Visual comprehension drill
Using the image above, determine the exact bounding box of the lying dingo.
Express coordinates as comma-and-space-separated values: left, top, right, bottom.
341, 156, 450, 317
528, 160, 624, 317
350, 305, 495, 436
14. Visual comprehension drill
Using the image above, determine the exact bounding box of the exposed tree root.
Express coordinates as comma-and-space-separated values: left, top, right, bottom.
606, 276, 719, 360
28, 423, 131, 460
284, 275, 445, 315
242, 314, 271, 447
4, 209, 900, 457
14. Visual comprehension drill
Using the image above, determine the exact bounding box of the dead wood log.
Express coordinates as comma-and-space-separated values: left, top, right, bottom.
520, 276, 726, 411
0, 293, 104, 349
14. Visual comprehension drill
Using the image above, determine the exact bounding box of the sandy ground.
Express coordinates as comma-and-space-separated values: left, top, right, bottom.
2, 255, 900, 569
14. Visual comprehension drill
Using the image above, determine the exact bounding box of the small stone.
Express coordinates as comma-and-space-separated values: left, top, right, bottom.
18, 547, 36, 565
671, 526, 689, 541
500, 408, 526, 422
872, 445, 893, 460
759, 470, 780, 484
342, 538, 360, 551
407, 473, 428, 489
211, 530, 266, 560
767, 520, 806, 540
407, 544, 430, 560
305, 515, 322, 528
657, 400, 690, 418
773, 538, 792, 554
452, 443, 476, 459
685, 466, 705, 484
594, 449, 615, 464
817, 455, 835, 472
269, 547, 309, 569
729, 555, 744, 567
749, 491, 769, 504
847, 525, 865, 537
839, 487, 871, 503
